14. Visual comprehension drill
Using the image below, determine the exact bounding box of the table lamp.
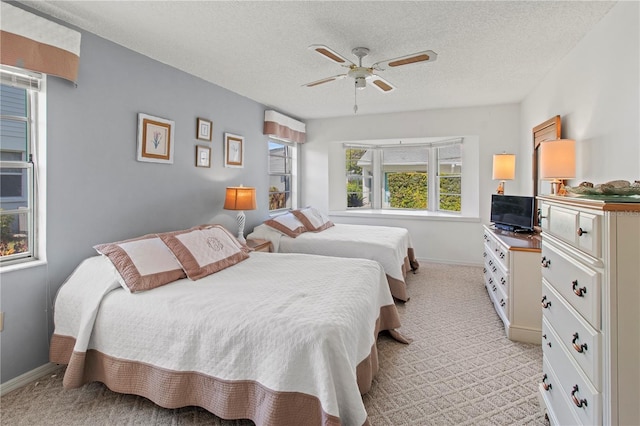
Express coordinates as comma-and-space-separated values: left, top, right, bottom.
223, 186, 256, 243
540, 139, 575, 195
492, 153, 516, 195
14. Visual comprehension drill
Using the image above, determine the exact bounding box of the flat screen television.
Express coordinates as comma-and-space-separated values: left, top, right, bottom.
490, 194, 535, 232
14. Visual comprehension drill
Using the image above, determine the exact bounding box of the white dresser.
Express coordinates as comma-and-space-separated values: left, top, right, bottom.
482, 224, 542, 344
537, 195, 640, 426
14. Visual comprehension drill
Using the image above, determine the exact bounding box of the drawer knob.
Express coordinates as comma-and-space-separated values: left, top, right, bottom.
492, 266, 497, 273
499, 252, 505, 259
541, 256, 551, 268
541, 295, 552, 309
571, 385, 588, 408
572, 333, 588, 353
542, 374, 552, 391
572, 280, 587, 297
577, 227, 588, 237
492, 285, 497, 292
483, 252, 487, 258
499, 299, 505, 307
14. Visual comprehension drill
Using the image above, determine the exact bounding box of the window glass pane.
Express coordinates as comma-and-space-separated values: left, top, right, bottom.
269, 175, 290, 192
346, 148, 372, 208
0, 211, 29, 257
269, 156, 290, 174
385, 171, 427, 209
440, 194, 461, 212
381, 146, 428, 210
438, 143, 462, 212
0, 172, 25, 199
269, 192, 290, 210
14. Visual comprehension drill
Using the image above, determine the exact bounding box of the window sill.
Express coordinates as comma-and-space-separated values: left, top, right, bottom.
329, 209, 480, 222
0, 258, 47, 274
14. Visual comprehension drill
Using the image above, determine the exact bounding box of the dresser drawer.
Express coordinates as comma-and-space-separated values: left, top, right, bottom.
541, 240, 601, 329
542, 317, 602, 426
540, 357, 582, 426
541, 203, 601, 258
542, 280, 601, 389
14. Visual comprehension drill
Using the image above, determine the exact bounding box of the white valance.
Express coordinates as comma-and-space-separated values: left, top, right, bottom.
0, 2, 81, 84
263, 110, 306, 144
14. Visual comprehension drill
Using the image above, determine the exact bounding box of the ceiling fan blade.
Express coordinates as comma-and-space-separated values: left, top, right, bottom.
308, 45, 355, 67
372, 50, 438, 71
369, 74, 396, 93
302, 74, 347, 88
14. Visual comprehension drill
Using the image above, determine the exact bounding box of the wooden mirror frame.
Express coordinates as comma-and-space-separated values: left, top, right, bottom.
532, 115, 561, 227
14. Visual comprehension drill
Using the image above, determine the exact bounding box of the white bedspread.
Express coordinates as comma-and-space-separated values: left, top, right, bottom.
249, 223, 412, 281
53, 252, 397, 425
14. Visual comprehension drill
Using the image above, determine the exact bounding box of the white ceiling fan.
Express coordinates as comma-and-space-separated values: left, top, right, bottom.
303, 44, 438, 113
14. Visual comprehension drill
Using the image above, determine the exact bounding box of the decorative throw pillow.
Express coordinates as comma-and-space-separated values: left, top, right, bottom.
263, 212, 307, 238
159, 225, 249, 280
94, 234, 186, 293
292, 207, 334, 232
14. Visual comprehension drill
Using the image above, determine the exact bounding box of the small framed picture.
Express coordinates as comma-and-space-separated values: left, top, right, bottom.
196, 117, 212, 141
196, 145, 211, 168
224, 133, 244, 168
137, 113, 175, 164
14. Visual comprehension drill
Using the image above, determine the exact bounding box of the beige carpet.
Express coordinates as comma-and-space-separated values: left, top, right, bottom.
1, 262, 548, 425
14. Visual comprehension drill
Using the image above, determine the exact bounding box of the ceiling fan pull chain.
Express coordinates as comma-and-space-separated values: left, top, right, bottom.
353, 81, 358, 114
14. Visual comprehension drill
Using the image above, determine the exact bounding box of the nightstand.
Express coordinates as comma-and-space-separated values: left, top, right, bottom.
246, 238, 272, 253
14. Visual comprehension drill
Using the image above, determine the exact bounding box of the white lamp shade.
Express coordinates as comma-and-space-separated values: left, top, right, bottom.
540, 139, 576, 179
492, 154, 516, 180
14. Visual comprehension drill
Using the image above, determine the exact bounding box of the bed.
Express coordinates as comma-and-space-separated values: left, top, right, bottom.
49, 225, 405, 426
247, 208, 419, 302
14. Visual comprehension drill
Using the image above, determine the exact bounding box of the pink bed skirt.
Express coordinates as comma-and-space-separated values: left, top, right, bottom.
50, 304, 403, 426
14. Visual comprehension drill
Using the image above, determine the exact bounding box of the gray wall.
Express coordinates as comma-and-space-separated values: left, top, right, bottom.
1, 27, 270, 383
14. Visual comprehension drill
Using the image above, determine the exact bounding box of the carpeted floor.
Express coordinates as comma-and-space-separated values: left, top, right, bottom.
1, 262, 548, 425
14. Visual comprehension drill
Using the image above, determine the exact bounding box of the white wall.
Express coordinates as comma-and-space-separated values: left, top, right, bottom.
303, 104, 521, 264
520, 1, 639, 192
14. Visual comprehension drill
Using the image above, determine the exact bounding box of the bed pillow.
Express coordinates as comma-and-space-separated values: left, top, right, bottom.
159, 225, 249, 280
94, 234, 186, 293
292, 207, 334, 232
263, 212, 307, 238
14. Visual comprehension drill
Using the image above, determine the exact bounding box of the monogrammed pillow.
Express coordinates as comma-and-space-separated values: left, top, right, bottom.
159, 225, 249, 280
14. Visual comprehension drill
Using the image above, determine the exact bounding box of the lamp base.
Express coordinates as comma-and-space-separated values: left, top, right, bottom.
496, 181, 505, 195
549, 179, 565, 195
236, 211, 246, 244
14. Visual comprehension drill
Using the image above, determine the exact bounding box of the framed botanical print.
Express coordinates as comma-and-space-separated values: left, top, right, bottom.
196, 145, 211, 168
224, 133, 244, 168
197, 117, 212, 141
137, 113, 175, 164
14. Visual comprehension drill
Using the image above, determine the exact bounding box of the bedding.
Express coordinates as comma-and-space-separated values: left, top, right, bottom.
248, 223, 419, 301
50, 251, 404, 426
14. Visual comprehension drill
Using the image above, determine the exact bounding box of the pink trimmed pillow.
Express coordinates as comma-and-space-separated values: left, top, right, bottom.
94, 234, 186, 293
263, 212, 307, 238
159, 225, 249, 280
292, 207, 334, 232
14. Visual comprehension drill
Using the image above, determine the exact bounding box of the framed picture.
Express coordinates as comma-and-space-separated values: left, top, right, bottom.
137, 113, 175, 164
196, 145, 211, 168
197, 117, 212, 141
224, 133, 244, 168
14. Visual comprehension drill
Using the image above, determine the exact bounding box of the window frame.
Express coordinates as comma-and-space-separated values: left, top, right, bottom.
343, 139, 463, 214
267, 137, 298, 213
0, 66, 45, 267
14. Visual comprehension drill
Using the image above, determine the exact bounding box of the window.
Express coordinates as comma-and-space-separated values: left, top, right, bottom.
344, 140, 462, 213
0, 67, 43, 265
268, 139, 297, 212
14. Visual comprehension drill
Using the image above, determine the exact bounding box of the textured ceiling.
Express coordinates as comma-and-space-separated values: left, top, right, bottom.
17, 1, 616, 120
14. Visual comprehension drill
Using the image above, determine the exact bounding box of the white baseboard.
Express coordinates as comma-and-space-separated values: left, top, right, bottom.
1, 363, 61, 396
416, 257, 483, 267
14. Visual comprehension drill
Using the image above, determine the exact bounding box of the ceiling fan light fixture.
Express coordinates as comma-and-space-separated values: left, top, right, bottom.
355, 77, 367, 89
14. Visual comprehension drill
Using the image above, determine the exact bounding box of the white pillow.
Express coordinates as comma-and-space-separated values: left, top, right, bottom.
94, 234, 186, 293
292, 207, 334, 232
263, 212, 307, 238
